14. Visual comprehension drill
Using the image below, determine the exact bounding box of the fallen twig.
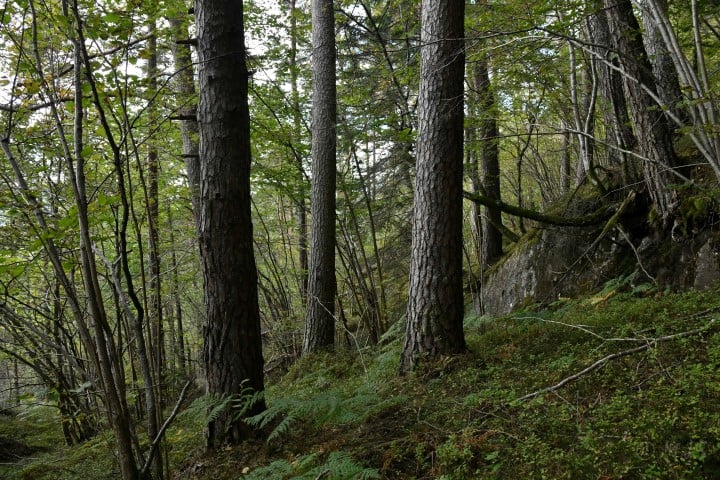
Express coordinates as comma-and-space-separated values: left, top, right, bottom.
515, 318, 717, 402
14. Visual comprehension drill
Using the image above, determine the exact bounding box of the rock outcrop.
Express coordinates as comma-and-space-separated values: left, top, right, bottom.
478, 191, 720, 316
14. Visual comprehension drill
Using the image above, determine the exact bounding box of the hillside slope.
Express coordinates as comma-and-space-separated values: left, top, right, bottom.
4, 283, 720, 479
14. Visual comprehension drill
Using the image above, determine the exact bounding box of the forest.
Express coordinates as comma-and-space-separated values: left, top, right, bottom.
2, 0, 720, 478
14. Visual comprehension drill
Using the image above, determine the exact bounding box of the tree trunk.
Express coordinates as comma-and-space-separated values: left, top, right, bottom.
169, 16, 201, 233
473, 59, 503, 267
400, 0, 467, 374
303, 0, 337, 353
588, 4, 638, 179
603, 0, 679, 225
287, 0, 310, 302
196, 0, 266, 449
144, 22, 163, 480
639, 0, 685, 123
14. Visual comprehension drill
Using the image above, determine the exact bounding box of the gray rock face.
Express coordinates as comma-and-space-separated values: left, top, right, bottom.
693, 240, 720, 290
477, 223, 720, 317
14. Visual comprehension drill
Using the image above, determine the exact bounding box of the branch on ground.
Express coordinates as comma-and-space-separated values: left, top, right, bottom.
515, 317, 719, 403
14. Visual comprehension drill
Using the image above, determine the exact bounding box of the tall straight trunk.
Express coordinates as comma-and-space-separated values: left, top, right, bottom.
603, 0, 679, 225
166, 205, 187, 377
473, 59, 503, 267
169, 17, 201, 232
560, 128, 572, 193
144, 22, 163, 480
65, 1, 141, 477
400, 0, 467, 374
287, 0, 309, 301
168, 14, 198, 382
303, 0, 337, 353
588, 4, 638, 178
196, 0, 266, 449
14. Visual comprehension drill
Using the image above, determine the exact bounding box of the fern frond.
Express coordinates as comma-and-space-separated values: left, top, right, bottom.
266, 414, 296, 443
241, 451, 379, 480
179, 393, 233, 424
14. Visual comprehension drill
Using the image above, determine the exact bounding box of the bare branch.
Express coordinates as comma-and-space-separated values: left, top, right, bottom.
516, 318, 718, 402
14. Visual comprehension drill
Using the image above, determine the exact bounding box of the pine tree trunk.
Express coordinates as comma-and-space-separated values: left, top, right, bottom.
473, 60, 503, 267
303, 0, 337, 353
588, 4, 638, 177
169, 16, 201, 232
400, 0, 467, 374
196, 0, 266, 449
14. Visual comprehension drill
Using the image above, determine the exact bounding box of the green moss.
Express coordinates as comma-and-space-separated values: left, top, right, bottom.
9, 284, 720, 479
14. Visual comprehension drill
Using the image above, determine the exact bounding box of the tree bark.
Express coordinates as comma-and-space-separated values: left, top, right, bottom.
603, 0, 679, 225
400, 0, 467, 374
144, 22, 163, 480
588, 4, 638, 179
473, 59, 503, 267
169, 16, 201, 233
287, 0, 309, 301
639, 0, 685, 123
303, 0, 337, 353
195, 0, 266, 449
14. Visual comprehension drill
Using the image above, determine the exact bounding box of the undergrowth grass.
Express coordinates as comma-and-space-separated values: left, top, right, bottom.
6, 283, 720, 479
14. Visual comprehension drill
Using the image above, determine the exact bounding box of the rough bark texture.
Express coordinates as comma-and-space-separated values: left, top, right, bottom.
303, 0, 337, 353
196, 0, 266, 449
604, 0, 678, 225
288, 0, 309, 301
474, 60, 504, 267
144, 25, 163, 480
169, 16, 201, 232
588, 4, 638, 177
169, 15, 197, 379
400, 0, 467, 374
639, 0, 685, 123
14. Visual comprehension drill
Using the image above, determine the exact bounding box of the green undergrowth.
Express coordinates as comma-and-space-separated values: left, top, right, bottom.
0, 405, 116, 480
5, 282, 720, 479
229, 283, 720, 479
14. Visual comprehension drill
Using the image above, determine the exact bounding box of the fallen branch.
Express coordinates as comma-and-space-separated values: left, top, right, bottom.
515, 318, 718, 402
139, 380, 194, 478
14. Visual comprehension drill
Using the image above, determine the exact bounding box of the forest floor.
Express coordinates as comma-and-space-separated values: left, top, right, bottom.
4, 279, 720, 479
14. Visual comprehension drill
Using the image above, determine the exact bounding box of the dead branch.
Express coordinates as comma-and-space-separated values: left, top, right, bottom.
515, 318, 718, 402
462, 190, 616, 227
139, 380, 193, 478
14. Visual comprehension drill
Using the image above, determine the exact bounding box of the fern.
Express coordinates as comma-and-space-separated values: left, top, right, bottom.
230, 386, 265, 423
239, 458, 295, 479
180, 381, 265, 426
179, 392, 234, 425
247, 384, 405, 443
241, 451, 379, 479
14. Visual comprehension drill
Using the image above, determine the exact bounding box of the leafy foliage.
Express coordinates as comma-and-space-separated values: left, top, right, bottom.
247, 381, 404, 443
180, 382, 265, 426
241, 451, 380, 480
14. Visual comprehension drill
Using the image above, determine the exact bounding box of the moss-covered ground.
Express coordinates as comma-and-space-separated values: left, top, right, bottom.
4, 282, 720, 479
